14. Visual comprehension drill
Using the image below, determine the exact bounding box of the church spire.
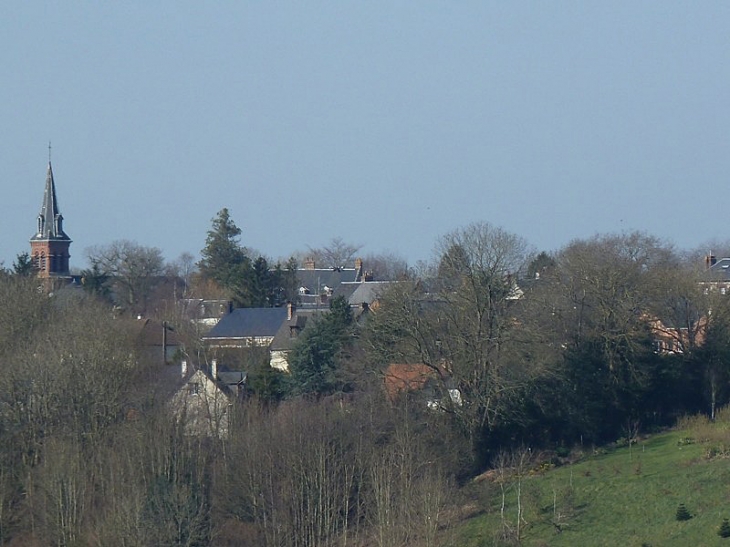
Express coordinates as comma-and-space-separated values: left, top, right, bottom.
33, 161, 69, 240
30, 157, 72, 277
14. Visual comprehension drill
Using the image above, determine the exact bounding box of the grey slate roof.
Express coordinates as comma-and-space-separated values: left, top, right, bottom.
31, 162, 71, 242
204, 307, 288, 339
705, 258, 730, 281
270, 309, 321, 351
334, 281, 393, 306
297, 268, 360, 294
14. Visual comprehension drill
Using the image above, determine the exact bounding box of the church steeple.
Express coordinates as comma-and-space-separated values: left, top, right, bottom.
30, 160, 72, 277
34, 162, 70, 241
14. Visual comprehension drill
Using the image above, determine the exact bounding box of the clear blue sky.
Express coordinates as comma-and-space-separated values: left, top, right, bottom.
2, 2, 730, 269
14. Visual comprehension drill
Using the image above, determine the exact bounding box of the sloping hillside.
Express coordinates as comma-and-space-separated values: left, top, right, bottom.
459, 422, 730, 546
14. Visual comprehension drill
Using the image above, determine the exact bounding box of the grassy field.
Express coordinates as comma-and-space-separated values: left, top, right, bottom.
456, 422, 730, 546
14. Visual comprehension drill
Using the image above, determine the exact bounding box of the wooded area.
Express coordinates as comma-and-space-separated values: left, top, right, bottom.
2, 216, 730, 546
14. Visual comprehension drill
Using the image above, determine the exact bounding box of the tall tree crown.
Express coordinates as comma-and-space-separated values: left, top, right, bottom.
199, 208, 248, 288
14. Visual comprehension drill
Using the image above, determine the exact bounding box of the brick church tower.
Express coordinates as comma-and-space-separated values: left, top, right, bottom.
30, 161, 71, 277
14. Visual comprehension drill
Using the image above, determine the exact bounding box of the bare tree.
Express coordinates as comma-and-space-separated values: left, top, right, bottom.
168, 251, 198, 298
361, 251, 409, 281
535, 232, 688, 441
85, 240, 165, 312
492, 446, 534, 543
308, 237, 362, 269
364, 222, 546, 460
550, 232, 672, 376
366, 407, 455, 547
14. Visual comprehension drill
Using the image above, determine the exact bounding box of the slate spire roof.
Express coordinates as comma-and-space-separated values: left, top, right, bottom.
31, 162, 70, 242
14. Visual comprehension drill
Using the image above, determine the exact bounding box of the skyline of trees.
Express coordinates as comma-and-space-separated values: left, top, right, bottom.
7, 202, 730, 290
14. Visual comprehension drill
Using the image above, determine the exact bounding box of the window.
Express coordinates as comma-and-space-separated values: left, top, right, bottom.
187, 382, 200, 395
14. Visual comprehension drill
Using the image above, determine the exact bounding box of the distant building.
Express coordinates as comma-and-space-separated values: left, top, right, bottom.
29, 161, 72, 278
202, 303, 319, 371
203, 307, 290, 348
295, 258, 367, 308
701, 255, 730, 295
170, 366, 231, 438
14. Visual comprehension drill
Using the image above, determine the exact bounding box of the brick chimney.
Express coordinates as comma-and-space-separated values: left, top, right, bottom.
304, 257, 316, 270
287, 301, 295, 321
706, 254, 717, 269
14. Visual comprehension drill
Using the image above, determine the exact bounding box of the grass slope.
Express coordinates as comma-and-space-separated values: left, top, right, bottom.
459, 429, 730, 546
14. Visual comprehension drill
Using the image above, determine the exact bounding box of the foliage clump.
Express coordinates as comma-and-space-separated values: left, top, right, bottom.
199, 208, 296, 307
719, 518, 730, 538
288, 295, 355, 397
675, 503, 691, 521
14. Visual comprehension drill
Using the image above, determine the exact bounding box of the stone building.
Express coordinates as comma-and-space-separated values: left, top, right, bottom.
29, 161, 72, 278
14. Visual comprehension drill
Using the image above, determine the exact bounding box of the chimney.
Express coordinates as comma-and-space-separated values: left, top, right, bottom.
706, 254, 717, 269
211, 359, 218, 381
304, 257, 316, 270
181, 359, 188, 378
287, 301, 295, 321
354, 258, 363, 281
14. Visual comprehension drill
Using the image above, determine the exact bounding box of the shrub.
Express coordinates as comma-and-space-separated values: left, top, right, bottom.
675, 503, 691, 521
719, 518, 730, 538
714, 405, 730, 425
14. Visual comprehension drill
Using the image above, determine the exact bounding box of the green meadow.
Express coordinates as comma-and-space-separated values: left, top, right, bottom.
458, 417, 730, 546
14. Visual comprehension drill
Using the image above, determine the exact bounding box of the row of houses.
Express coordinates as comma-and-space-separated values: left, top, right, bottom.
167, 260, 397, 436
165, 253, 730, 437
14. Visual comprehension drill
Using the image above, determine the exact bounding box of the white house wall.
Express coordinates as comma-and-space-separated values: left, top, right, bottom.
169, 370, 229, 438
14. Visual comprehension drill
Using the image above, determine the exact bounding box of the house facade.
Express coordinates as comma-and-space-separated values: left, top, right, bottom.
169, 366, 231, 438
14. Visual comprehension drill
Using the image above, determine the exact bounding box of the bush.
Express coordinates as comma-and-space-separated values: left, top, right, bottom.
675, 503, 691, 521
714, 406, 730, 424
719, 518, 730, 538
